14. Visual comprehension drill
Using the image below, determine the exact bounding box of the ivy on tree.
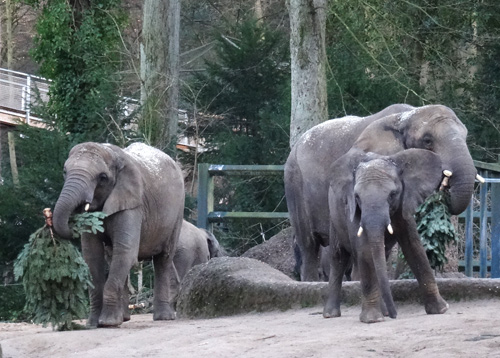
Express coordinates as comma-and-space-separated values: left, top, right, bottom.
14, 212, 106, 331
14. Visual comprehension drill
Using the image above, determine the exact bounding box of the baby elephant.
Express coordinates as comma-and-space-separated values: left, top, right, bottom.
324, 148, 444, 323
174, 220, 221, 281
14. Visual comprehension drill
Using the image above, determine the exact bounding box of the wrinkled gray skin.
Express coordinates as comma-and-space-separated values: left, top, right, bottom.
324, 148, 443, 323
52, 142, 185, 328
174, 220, 221, 281
285, 104, 476, 315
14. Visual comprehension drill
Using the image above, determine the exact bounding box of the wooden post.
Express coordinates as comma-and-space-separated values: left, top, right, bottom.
197, 163, 214, 230
7, 131, 19, 187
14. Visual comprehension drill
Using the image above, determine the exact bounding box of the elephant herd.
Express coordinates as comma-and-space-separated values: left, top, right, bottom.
285, 103, 478, 323
52, 103, 477, 327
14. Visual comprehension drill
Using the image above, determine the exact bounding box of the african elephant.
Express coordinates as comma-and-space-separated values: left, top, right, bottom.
174, 220, 221, 281
52, 142, 185, 328
285, 104, 477, 315
324, 148, 444, 323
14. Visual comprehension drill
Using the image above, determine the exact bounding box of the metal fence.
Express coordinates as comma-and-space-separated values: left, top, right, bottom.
197, 161, 500, 278
461, 160, 500, 278
0, 67, 50, 124
196, 164, 288, 230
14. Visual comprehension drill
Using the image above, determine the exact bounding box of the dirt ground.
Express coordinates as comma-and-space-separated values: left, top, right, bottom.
1, 299, 500, 358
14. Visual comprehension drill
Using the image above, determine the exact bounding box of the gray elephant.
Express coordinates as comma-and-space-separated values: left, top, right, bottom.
174, 220, 221, 281
53, 142, 185, 328
285, 104, 477, 315
324, 148, 444, 323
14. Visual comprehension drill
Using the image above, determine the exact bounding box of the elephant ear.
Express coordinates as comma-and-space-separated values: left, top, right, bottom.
329, 149, 376, 222
392, 148, 443, 215
103, 145, 144, 215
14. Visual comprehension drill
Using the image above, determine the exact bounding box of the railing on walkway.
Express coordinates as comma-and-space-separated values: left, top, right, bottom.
196, 164, 288, 230
197, 161, 500, 278
0, 67, 50, 124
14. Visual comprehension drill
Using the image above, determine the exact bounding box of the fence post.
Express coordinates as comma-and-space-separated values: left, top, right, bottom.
491, 178, 500, 278
479, 176, 489, 278
197, 163, 214, 230
464, 197, 474, 277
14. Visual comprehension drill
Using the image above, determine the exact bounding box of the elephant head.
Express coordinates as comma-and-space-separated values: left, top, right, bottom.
53, 142, 143, 239
330, 148, 443, 321
354, 105, 476, 215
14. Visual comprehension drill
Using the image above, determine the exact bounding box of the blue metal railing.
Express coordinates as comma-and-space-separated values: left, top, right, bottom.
198, 160, 500, 278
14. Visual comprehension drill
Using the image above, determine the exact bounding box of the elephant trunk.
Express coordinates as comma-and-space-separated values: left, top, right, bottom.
371, 239, 397, 319
53, 174, 94, 239
445, 148, 477, 215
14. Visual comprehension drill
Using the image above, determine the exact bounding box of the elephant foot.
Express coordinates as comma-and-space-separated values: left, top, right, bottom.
98, 308, 124, 327
359, 307, 385, 324
424, 295, 449, 315
86, 312, 101, 329
323, 307, 341, 318
123, 311, 131, 322
153, 305, 176, 321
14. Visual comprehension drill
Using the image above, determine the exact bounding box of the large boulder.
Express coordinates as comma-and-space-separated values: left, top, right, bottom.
241, 227, 298, 279
176, 257, 500, 318
176, 257, 324, 318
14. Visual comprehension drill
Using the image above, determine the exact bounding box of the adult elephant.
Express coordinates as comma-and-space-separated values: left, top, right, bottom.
284, 104, 477, 314
53, 142, 185, 328
324, 148, 444, 323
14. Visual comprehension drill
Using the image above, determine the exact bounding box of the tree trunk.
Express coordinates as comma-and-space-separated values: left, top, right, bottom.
141, 0, 180, 156
5, 0, 13, 69
8, 131, 19, 188
287, 0, 328, 148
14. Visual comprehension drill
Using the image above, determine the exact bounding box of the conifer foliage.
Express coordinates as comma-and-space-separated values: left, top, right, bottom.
13, 211, 105, 331
415, 191, 457, 270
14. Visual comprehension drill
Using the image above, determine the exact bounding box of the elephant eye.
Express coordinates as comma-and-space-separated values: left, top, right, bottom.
99, 173, 109, 183
422, 136, 433, 149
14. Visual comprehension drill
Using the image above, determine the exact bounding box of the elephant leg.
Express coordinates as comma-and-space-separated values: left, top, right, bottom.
122, 279, 131, 322
152, 254, 177, 320
297, 235, 321, 282
99, 212, 141, 327
358, 253, 384, 323
323, 247, 350, 318
397, 222, 448, 315
81, 234, 106, 329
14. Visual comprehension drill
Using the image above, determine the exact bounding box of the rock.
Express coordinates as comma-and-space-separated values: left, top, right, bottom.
241, 227, 298, 279
176, 256, 500, 318
176, 257, 323, 318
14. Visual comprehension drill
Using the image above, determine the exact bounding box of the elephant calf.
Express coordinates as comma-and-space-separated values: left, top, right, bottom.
324, 148, 445, 323
174, 220, 221, 281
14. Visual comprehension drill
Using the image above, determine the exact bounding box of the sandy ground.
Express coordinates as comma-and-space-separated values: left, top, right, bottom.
1, 300, 500, 358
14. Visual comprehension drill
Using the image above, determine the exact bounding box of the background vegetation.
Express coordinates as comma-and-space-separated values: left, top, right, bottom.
0, 0, 499, 298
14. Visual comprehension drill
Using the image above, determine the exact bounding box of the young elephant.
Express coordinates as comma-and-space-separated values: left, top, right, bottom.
174, 220, 221, 281
323, 148, 444, 323
52, 142, 185, 327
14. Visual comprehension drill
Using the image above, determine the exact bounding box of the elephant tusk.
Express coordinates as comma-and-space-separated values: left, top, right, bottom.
387, 224, 394, 235
440, 170, 452, 191
476, 174, 486, 184
85, 203, 90, 212
357, 226, 364, 237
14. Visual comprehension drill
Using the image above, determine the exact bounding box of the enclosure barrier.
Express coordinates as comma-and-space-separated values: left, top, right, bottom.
461, 160, 500, 278
196, 164, 288, 231
198, 161, 500, 278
